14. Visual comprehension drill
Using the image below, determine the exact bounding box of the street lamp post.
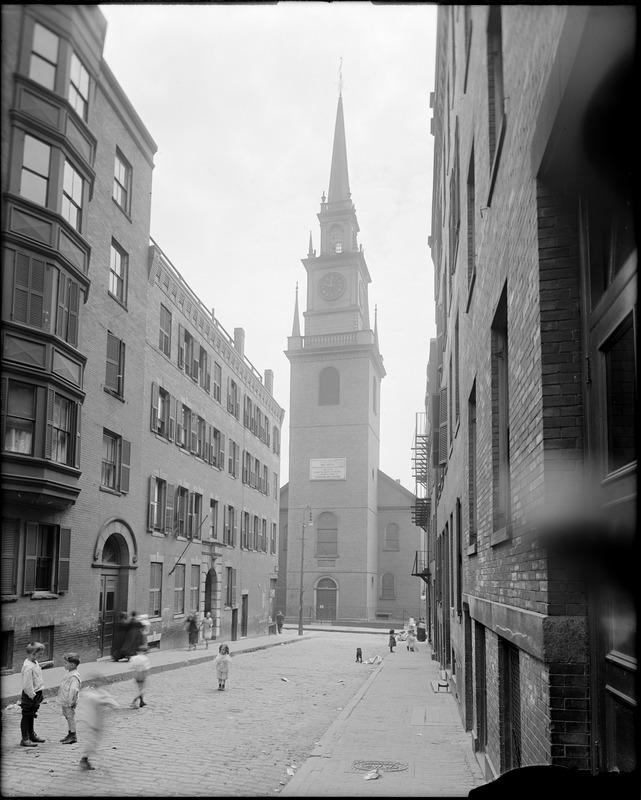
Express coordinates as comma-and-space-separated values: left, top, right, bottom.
298, 506, 312, 636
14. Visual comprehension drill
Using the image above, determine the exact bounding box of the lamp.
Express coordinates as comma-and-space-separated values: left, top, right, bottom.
298, 506, 313, 636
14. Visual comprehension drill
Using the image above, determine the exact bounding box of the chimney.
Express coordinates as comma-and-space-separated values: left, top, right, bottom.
233, 327, 245, 358
264, 369, 274, 395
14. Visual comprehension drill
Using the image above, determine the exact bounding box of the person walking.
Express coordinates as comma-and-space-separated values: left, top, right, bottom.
58, 652, 82, 744
417, 617, 427, 642
276, 610, 284, 634
19, 642, 46, 747
388, 630, 397, 653
201, 612, 214, 649
129, 645, 151, 708
407, 629, 416, 652
121, 611, 144, 659
214, 643, 231, 691
79, 674, 119, 771
186, 611, 199, 651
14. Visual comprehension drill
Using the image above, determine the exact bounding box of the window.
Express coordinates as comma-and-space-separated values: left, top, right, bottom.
223, 505, 236, 546
148, 476, 167, 531
62, 161, 83, 231
11, 251, 46, 330
150, 384, 172, 439
68, 53, 90, 120
273, 473, 279, 501
51, 394, 72, 464
261, 519, 268, 552
105, 332, 125, 397
30, 626, 54, 663
2, 519, 21, 595
228, 439, 239, 478
101, 430, 130, 493
159, 305, 172, 356
175, 486, 189, 537
210, 427, 225, 469
329, 226, 343, 253
20, 135, 51, 207
225, 566, 236, 607
198, 345, 210, 391
487, 6, 505, 198
253, 516, 260, 551
189, 492, 202, 539
29, 22, 59, 91
491, 286, 510, 538
54, 269, 80, 346
178, 404, 191, 449
179, 327, 195, 378
270, 522, 277, 555
272, 425, 280, 455
4, 382, 36, 454
384, 523, 399, 551
209, 499, 218, 539
227, 378, 240, 418
316, 512, 338, 557
450, 123, 461, 272
212, 362, 222, 403
109, 241, 128, 304
113, 151, 131, 213
189, 565, 200, 612
319, 367, 340, 405
468, 382, 478, 548
149, 562, 162, 618
263, 466, 270, 497
23, 523, 70, 593
381, 573, 395, 600
173, 564, 185, 615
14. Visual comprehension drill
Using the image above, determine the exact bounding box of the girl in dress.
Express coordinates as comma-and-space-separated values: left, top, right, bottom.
214, 643, 231, 690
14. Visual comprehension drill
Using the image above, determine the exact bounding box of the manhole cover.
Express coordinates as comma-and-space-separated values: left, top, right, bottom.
352, 760, 408, 773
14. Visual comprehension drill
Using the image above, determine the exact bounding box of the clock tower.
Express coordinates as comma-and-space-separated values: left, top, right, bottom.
282, 92, 386, 623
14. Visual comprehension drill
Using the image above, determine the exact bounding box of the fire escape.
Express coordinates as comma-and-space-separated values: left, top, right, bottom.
411, 411, 430, 581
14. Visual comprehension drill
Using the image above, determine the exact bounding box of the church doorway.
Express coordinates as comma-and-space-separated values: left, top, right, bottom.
316, 578, 337, 621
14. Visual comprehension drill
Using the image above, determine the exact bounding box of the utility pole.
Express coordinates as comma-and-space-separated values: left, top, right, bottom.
298, 506, 313, 636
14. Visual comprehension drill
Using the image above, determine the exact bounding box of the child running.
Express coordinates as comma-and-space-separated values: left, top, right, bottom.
129, 645, 151, 708
80, 674, 119, 771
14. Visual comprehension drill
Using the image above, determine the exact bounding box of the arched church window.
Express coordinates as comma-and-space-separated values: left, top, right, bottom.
316, 512, 338, 557
319, 367, 340, 405
329, 226, 343, 254
384, 523, 399, 551
381, 572, 396, 600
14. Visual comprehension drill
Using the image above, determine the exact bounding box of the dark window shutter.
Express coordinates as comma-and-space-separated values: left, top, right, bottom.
44, 388, 54, 459
187, 492, 195, 538
13, 252, 45, 329
24, 522, 38, 593
205, 354, 211, 392
74, 402, 81, 469
1, 519, 20, 594
165, 484, 175, 534
150, 382, 159, 431
57, 527, 71, 591
219, 433, 225, 469
0, 376, 7, 447
67, 280, 79, 345
439, 386, 448, 465
177, 324, 184, 368
105, 333, 120, 391
119, 340, 126, 395
231, 568, 237, 606
190, 414, 197, 453
192, 343, 200, 383
120, 439, 131, 493
203, 424, 210, 463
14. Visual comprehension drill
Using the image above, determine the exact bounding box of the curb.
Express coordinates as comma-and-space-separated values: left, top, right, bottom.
1, 635, 311, 709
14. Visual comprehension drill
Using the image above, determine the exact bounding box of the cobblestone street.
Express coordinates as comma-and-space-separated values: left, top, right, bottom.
1, 632, 387, 797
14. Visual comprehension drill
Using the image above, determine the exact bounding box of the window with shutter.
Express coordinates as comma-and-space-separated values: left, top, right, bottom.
57, 528, 71, 591
13, 251, 46, 329
165, 484, 174, 534
120, 439, 130, 493
105, 332, 124, 396
150, 383, 159, 431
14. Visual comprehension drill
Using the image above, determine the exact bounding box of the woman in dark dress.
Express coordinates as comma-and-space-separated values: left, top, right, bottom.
111, 612, 130, 661
186, 612, 199, 651
121, 611, 144, 659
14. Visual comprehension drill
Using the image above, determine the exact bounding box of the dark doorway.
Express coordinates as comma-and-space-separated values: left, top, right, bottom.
316, 578, 337, 621
241, 594, 248, 637
231, 608, 238, 641
99, 574, 117, 657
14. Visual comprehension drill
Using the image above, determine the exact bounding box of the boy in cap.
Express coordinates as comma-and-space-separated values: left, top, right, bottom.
58, 652, 82, 744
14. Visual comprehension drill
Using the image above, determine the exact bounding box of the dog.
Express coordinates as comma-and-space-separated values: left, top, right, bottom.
355, 647, 363, 663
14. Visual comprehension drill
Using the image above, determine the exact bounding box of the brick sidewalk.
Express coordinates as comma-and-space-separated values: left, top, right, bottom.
282, 641, 484, 797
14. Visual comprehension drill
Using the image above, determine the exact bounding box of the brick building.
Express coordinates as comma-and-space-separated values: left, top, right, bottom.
1, 4, 284, 670
419, 5, 636, 779
278, 94, 423, 625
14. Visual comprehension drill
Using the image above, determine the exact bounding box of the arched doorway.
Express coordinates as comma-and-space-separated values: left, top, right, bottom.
204, 568, 219, 638
94, 519, 137, 658
316, 577, 338, 621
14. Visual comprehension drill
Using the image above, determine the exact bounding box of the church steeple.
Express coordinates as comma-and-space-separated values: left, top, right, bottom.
291, 282, 301, 337
327, 94, 350, 204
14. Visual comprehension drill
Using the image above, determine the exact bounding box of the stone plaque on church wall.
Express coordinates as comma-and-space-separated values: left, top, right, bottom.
309, 458, 346, 480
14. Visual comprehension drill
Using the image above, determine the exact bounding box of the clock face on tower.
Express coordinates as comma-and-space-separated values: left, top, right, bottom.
318, 272, 346, 301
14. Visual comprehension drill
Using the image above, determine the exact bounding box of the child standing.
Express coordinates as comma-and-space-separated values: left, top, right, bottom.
129, 645, 151, 708
20, 642, 46, 747
214, 643, 231, 691
58, 652, 82, 744
80, 675, 119, 771
388, 630, 397, 653
407, 630, 416, 652
201, 612, 214, 649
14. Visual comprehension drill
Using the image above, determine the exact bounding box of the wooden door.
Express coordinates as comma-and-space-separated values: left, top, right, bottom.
99, 574, 118, 657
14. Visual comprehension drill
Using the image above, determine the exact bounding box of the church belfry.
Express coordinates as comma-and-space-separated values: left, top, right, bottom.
283, 92, 386, 624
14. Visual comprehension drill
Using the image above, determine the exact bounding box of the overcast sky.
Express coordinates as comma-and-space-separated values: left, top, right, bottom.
100, 2, 438, 491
